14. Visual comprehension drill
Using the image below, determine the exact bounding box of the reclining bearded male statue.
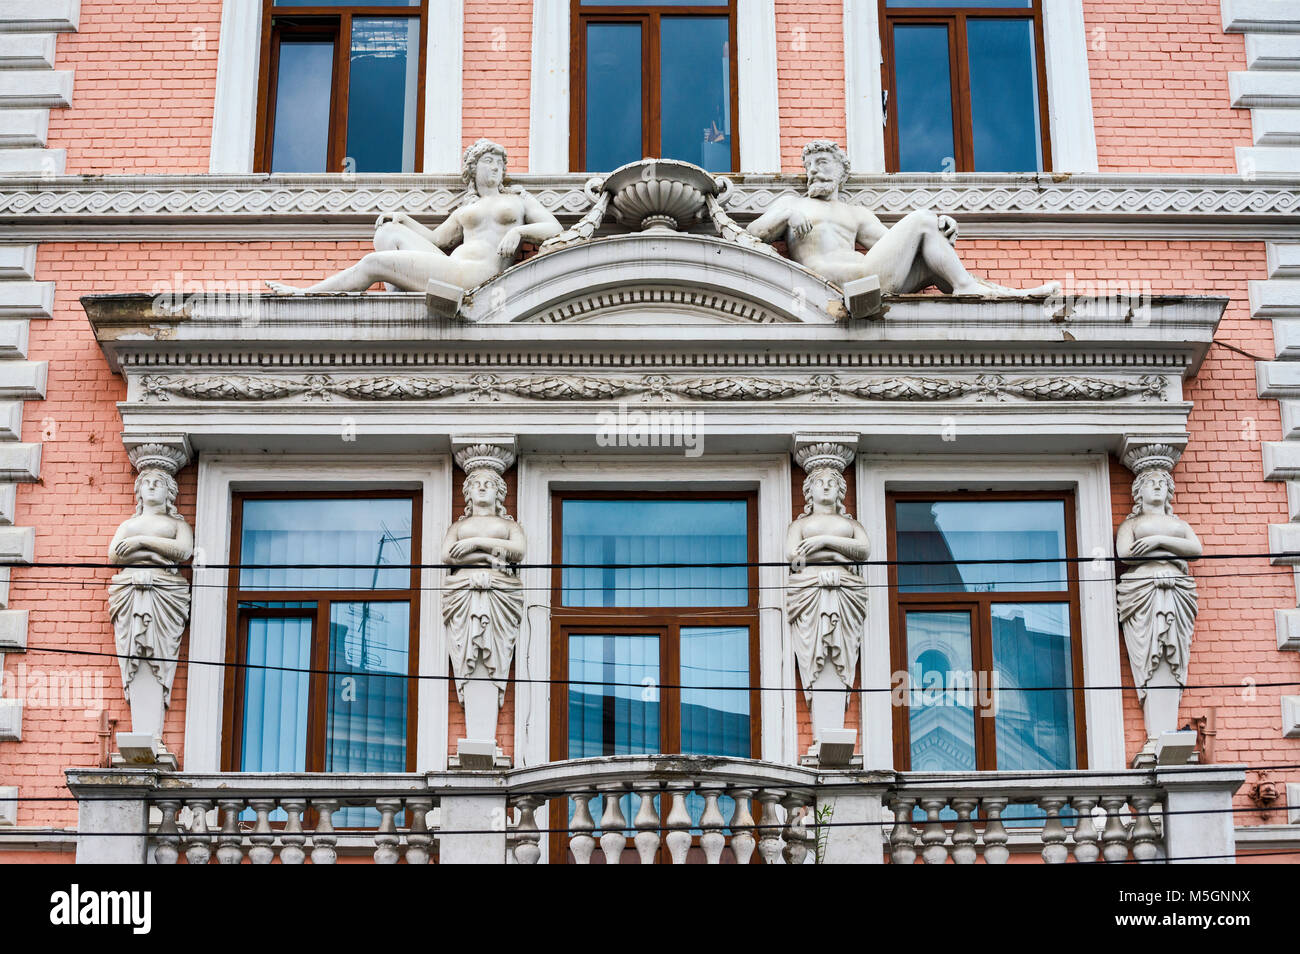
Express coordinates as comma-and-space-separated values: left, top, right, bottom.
747, 140, 1061, 306
265, 138, 561, 295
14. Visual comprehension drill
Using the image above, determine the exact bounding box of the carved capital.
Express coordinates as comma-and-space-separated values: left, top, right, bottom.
1120, 435, 1187, 476
792, 433, 859, 475
123, 433, 191, 476
451, 434, 517, 475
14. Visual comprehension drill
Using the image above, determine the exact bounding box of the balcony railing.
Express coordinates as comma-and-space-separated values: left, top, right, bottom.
65, 758, 1244, 864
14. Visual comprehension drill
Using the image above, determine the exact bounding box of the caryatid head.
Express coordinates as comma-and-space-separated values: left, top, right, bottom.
454, 443, 514, 519
802, 140, 851, 200
795, 442, 856, 516
1122, 444, 1180, 518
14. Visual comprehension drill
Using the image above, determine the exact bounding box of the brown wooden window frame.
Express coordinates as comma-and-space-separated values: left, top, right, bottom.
254, 1, 429, 174
886, 489, 1087, 772
221, 489, 423, 775
879, 0, 1052, 173
570, 0, 741, 172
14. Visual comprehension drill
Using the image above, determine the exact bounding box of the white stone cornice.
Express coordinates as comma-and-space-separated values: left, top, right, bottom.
4, 173, 1300, 241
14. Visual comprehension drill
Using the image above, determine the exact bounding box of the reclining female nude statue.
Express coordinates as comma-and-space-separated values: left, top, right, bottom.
266, 138, 561, 294
748, 140, 1060, 298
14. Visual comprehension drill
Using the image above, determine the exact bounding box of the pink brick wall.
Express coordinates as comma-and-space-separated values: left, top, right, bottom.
775, 0, 847, 173
463, 0, 533, 169
1083, 0, 1252, 172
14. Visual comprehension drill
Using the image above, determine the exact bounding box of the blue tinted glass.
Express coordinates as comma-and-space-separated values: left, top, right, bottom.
895, 499, 1067, 593
660, 16, 732, 170
239, 616, 312, 772
270, 39, 334, 173
276, 0, 418, 5
887, 1, 1029, 6
992, 603, 1076, 770
582, 1, 726, 4
681, 626, 750, 757
893, 24, 956, 172
561, 499, 749, 607
905, 610, 976, 771
346, 17, 419, 173
586, 23, 643, 171
967, 18, 1042, 171
239, 498, 413, 592
568, 634, 660, 757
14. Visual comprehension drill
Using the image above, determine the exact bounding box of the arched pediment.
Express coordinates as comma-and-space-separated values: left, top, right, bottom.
459, 232, 847, 325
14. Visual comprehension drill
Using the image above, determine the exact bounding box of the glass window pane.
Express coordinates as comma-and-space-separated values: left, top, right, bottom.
567, 634, 660, 757
893, 24, 956, 172
905, 610, 976, 771
560, 499, 749, 607
895, 499, 1067, 593
346, 17, 420, 173
680, 626, 750, 757
325, 601, 410, 773
585, 22, 642, 171
239, 616, 312, 772
887, 1, 1030, 7
239, 498, 413, 592
276, 0, 419, 5
583, 1, 727, 5
659, 16, 732, 170
967, 18, 1042, 171
992, 603, 1076, 770
270, 38, 335, 173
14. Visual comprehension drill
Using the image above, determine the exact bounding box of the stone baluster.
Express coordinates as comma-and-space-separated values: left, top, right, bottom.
664, 785, 693, 864
405, 797, 434, 865
153, 799, 182, 865
1100, 796, 1131, 863
950, 797, 978, 865
373, 798, 402, 864
919, 798, 950, 864
310, 798, 339, 865
1039, 796, 1069, 864
278, 799, 307, 865
980, 797, 1009, 865
781, 792, 811, 865
184, 799, 212, 865
569, 791, 597, 865
1130, 793, 1161, 862
632, 788, 661, 864
729, 789, 756, 865
247, 798, 277, 864
755, 790, 784, 864
599, 786, 628, 864
510, 796, 542, 865
888, 796, 918, 865
699, 787, 727, 864
215, 799, 245, 865
1070, 796, 1101, 863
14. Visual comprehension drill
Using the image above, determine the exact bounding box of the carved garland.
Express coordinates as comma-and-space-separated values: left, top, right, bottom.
139, 372, 1167, 404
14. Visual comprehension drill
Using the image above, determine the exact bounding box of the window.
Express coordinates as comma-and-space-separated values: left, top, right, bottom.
223, 493, 421, 800
880, 0, 1051, 172
255, 1, 427, 173
887, 492, 1086, 772
572, 1, 739, 172
550, 492, 759, 861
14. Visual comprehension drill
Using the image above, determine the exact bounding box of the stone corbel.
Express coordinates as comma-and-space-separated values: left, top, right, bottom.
1115, 435, 1203, 767
109, 433, 195, 770
787, 433, 867, 768
444, 435, 524, 769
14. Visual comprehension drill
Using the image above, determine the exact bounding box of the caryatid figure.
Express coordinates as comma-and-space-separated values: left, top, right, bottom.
106, 443, 194, 750
1115, 445, 1202, 758
785, 442, 870, 761
440, 442, 526, 764
747, 140, 1060, 299
266, 139, 562, 295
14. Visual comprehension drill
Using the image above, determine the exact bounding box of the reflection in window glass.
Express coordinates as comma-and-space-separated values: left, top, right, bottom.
886, 0, 1030, 6
893, 24, 955, 172
270, 40, 335, 172
895, 499, 1067, 593
346, 18, 420, 173
992, 603, 1076, 770
585, 22, 643, 171
561, 499, 748, 607
967, 18, 1042, 172
906, 611, 976, 771
568, 634, 660, 758
659, 16, 731, 170
239, 615, 312, 772
240, 498, 413, 593
277, 0, 418, 5
680, 626, 749, 756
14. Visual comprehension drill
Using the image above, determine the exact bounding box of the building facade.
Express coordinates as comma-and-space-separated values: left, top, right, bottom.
0, 0, 1297, 863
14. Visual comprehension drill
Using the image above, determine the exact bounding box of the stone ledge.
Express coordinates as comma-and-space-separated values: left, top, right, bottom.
0, 360, 45, 399
1284, 696, 1300, 738
0, 609, 27, 650
0, 699, 21, 742
1231, 70, 1300, 108
0, 786, 14, 826
1277, 608, 1300, 650
0, 527, 34, 563
0, 1, 80, 33
1263, 440, 1300, 478
0, 281, 51, 318
0, 32, 56, 69
0, 443, 39, 481
1223, 0, 1300, 34
1251, 278, 1300, 317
